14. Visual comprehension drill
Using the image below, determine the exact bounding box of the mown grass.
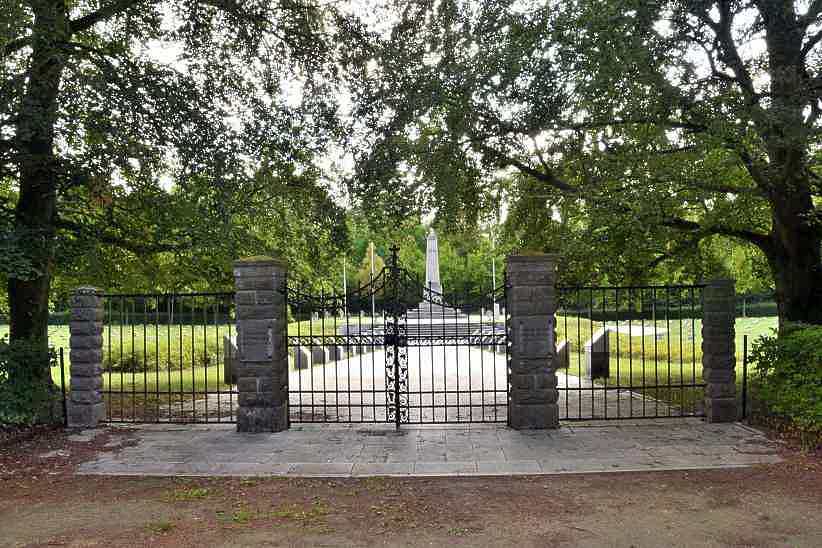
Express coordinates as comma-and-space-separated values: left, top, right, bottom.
555, 316, 778, 412
2, 315, 778, 415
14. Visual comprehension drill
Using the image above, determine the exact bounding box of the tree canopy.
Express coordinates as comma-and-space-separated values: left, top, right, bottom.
349, 0, 822, 323
1, 0, 370, 384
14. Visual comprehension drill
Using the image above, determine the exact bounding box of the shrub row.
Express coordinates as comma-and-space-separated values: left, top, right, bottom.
750, 323, 822, 450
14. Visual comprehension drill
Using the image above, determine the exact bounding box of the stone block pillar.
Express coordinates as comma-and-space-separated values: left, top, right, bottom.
233, 257, 289, 432
68, 287, 105, 428
702, 279, 738, 423
506, 254, 559, 429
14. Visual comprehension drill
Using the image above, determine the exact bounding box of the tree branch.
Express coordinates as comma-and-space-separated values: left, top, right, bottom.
477, 144, 580, 194
54, 217, 189, 254
660, 215, 772, 249
647, 235, 702, 269
799, 0, 822, 28
69, 0, 152, 35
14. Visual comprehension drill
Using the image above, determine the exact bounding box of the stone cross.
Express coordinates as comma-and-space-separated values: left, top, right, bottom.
425, 228, 442, 294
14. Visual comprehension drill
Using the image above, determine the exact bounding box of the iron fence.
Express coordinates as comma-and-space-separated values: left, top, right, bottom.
555, 284, 706, 420
101, 292, 235, 423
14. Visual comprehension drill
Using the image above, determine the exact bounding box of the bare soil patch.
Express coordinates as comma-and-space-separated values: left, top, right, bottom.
0, 426, 820, 547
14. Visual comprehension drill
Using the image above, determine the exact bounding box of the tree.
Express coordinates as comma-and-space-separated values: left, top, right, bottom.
1, 0, 360, 396
350, 0, 822, 324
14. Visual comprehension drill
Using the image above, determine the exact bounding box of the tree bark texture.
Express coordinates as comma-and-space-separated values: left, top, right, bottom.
9, 1, 69, 383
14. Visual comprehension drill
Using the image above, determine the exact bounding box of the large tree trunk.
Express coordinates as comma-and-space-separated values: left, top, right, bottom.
766, 185, 822, 326
8, 1, 68, 392
756, 4, 822, 325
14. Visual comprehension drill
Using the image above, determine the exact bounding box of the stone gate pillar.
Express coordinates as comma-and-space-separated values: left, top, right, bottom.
233, 257, 289, 432
68, 287, 105, 428
506, 254, 559, 429
702, 279, 738, 423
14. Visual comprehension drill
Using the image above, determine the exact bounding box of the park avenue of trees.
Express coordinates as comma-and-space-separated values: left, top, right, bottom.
3, 1, 822, 399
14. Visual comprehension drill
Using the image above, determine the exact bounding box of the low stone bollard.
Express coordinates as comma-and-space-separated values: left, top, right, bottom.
584, 328, 609, 379
556, 340, 571, 369
294, 346, 310, 370
223, 335, 238, 384
311, 345, 328, 364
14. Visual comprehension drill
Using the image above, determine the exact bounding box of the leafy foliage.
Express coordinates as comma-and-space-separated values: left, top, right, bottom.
0, 339, 57, 426
1, 0, 369, 352
348, 0, 822, 320
750, 324, 822, 449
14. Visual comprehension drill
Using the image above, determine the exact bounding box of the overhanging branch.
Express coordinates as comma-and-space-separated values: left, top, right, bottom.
54, 217, 188, 254
661, 216, 772, 249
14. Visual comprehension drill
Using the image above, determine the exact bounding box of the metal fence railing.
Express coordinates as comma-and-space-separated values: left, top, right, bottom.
555, 285, 707, 420
101, 292, 235, 423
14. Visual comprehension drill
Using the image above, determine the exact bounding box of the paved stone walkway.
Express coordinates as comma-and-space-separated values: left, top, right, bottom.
78, 419, 781, 477
152, 346, 688, 423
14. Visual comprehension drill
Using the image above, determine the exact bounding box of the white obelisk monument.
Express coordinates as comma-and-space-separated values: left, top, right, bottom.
425, 228, 443, 294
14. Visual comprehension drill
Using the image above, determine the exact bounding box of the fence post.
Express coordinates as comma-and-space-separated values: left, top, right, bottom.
233, 257, 288, 433
506, 253, 559, 429
702, 279, 738, 423
68, 286, 105, 428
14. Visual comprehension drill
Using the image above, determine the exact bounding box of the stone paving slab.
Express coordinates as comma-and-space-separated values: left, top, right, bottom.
77, 419, 782, 477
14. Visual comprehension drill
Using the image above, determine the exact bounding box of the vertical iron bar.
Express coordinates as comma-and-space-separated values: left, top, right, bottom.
203, 296, 208, 422
666, 287, 671, 417
503, 271, 510, 424
742, 334, 748, 420
628, 289, 633, 418
678, 289, 684, 416
155, 297, 160, 421
389, 246, 401, 430
59, 348, 67, 427
142, 298, 147, 420
432, 281, 437, 422
190, 297, 195, 422
615, 288, 620, 418
640, 289, 646, 417
590, 288, 594, 418
321, 289, 328, 422
178, 296, 184, 419
653, 287, 659, 417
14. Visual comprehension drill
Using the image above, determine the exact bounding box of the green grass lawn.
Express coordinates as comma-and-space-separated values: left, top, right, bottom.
554, 316, 778, 411
2, 315, 778, 416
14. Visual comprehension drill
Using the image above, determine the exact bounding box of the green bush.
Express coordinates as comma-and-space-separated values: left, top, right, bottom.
0, 339, 57, 426
750, 323, 822, 448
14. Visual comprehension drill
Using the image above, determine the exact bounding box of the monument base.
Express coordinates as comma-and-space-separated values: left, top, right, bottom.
405, 300, 465, 320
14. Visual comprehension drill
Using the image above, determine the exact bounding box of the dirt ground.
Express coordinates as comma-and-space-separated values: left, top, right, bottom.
0, 425, 820, 548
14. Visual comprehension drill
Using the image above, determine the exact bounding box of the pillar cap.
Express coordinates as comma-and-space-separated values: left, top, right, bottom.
233, 256, 288, 269
74, 286, 103, 295
506, 253, 559, 264
705, 278, 736, 289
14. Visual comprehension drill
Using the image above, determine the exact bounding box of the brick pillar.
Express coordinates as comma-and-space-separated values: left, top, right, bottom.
506, 254, 559, 429
702, 279, 738, 423
68, 287, 105, 428
233, 257, 288, 432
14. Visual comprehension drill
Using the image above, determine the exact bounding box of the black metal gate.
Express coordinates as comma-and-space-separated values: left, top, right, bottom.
286, 246, 509, 426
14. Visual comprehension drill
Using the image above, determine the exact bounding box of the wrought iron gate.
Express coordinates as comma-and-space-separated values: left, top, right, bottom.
285, 246, 509, 426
